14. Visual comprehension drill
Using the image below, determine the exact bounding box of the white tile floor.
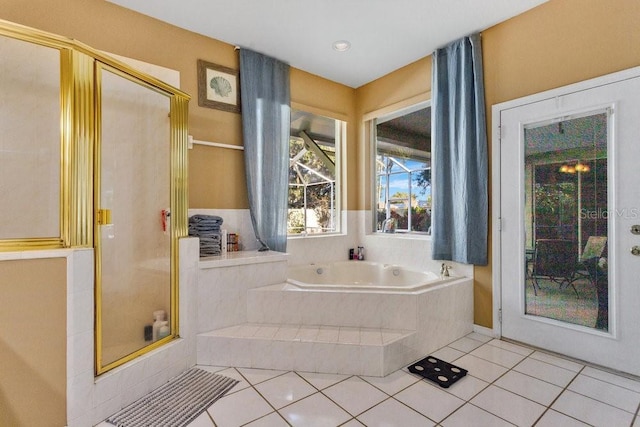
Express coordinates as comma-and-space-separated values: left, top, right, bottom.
99, 333, 640, 426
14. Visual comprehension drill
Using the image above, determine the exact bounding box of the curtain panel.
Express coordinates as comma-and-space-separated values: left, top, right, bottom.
240, 49, 291, 252
431, 33, 488, 265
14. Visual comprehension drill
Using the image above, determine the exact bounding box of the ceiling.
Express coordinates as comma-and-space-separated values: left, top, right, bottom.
107, 0, 548, 88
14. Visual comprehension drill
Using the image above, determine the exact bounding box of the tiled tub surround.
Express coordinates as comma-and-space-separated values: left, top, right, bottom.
197, 273, 473, 377
196, 251, 290, 334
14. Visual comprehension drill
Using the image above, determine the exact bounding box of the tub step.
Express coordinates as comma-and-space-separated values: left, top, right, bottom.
197, 323, 418, 377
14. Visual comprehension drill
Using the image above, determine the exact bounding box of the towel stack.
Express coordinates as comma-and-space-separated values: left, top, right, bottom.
188, 215, 223, 256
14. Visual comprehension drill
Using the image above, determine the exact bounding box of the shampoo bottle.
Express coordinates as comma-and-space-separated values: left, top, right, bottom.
158, 321, 170, 339
152, 310, 166, 341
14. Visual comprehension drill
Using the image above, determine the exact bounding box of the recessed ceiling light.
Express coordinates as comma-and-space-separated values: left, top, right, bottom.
332, 40, 351, 52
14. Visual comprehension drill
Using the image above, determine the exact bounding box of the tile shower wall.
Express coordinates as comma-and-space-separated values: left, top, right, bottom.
66, 238, 199, 427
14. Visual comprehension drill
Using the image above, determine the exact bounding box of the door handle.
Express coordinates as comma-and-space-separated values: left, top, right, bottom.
97, 209, 112, 225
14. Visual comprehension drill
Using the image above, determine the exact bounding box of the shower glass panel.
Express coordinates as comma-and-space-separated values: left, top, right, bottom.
524, 111, 608, 330
97, 67, 173, 370
0, 36, 60, 240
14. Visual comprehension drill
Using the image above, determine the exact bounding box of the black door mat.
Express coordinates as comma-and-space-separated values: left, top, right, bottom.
408, 355, 467, 388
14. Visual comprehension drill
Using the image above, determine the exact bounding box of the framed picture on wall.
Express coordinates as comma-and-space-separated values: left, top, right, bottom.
197, 59, 240, 113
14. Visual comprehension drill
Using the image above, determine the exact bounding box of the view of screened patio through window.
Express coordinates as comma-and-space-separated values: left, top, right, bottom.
375, 104, 431, 234
288, 110, 343, 235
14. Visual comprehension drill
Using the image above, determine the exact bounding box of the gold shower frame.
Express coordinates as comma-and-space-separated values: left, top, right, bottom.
0, 19, 190, 375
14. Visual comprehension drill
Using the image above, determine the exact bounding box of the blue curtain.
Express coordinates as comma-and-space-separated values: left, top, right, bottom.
240, 49, 290, 252
431, 33, 488, 265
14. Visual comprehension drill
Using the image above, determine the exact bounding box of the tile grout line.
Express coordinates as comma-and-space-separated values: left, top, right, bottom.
578, 368, 640, 394
358, 370, 420, 396
450, 337, 566, 426
530, 364, 587, 426
233, 367, 293, 426
298, 370, 430, 424
385, 395, 439, 425
516, 357, 640, 419
458, 340, 630, 426
316, 379, 389, 421
271, 372, 358, 423
438, 401, 518, 427
437, 338, 521, 427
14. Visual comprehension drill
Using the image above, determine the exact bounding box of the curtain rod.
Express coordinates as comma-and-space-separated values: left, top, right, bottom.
188, 135, 244, 151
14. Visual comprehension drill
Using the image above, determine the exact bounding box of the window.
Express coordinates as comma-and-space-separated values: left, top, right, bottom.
374, 103, 431, 234
288, 110, 343, 235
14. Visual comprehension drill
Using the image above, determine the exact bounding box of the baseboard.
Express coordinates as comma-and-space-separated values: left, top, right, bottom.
473, 324, 498, 338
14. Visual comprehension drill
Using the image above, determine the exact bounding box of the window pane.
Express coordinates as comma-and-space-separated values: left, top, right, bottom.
288, 110, 341, 235
374, 104, 431, 234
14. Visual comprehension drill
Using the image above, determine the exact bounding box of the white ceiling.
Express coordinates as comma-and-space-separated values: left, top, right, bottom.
107, 0, 547, 88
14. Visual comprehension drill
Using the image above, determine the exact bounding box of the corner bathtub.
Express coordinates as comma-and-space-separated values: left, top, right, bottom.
286, 261, 456, 292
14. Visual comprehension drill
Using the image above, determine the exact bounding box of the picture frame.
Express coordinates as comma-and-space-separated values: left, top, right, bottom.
197, 59, 240, 113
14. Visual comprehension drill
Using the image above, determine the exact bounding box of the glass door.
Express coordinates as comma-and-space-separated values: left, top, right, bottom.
95, 64, 174, 373
499, 70, 640, 376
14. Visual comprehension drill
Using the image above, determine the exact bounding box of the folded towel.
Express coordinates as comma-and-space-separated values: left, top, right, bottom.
189, 215, 223, 226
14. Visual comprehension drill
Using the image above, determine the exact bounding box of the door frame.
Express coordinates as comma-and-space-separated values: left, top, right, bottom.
491, 65, 640, 338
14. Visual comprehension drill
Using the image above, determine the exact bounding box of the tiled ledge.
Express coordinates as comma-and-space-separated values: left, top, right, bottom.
198, 250, 288, 269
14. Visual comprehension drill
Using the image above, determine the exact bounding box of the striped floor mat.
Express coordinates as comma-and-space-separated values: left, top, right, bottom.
106, 368, 238, 427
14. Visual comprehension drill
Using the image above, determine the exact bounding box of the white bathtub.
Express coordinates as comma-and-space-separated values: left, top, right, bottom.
286, 261, 456, 292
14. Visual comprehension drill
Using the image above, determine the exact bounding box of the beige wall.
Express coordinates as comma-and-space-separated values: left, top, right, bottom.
0, 258, 67, 427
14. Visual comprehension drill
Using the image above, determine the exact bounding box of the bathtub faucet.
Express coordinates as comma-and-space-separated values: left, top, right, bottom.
440, 263, 452, 277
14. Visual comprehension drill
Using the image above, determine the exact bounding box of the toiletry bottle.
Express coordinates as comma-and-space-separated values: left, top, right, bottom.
144, 324, 153, 341
158, 321, 170, 339
349, 248, 354, 260
152, 310, 166, 341
358, 246, 364, 260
